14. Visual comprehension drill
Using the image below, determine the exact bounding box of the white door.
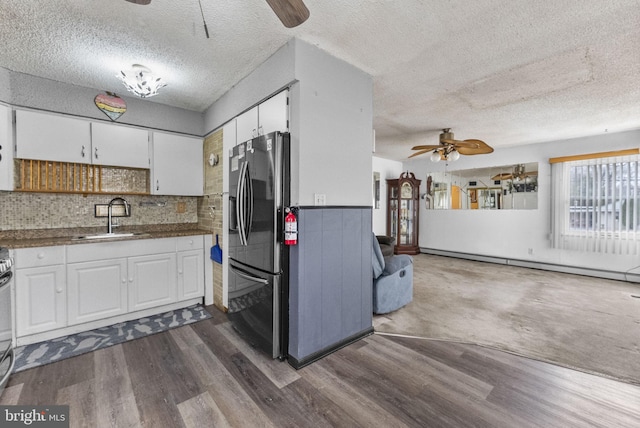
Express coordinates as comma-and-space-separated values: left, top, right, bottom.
91, 122, 149, 169
128, 253, 177, 311
15, 265, 66, 336
177, 250, 204, 301
152, 132, 203, 196
15, 110, 91, 163
67, 259, 128, 325
258, 90, 289, 136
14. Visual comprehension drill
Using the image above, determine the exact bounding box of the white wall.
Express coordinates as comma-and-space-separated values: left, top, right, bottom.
293, 40, 373, 207
404, 129, 640, 275
372, 156, 403, 234
0, 68, 10, 102
204, 38, 373, 207
3, 69, 203, 135
202, 40, 296, 134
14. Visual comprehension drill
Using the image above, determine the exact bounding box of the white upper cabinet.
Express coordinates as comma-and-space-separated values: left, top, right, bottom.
0, 104, 13, 191
16, 110, 151, 169
152, 132, 203, 196
258, 90, 289, 136
233, 90, 289, 146
236, 106, 258, 144
90, 122, 149, 169
16, 110, 90, 163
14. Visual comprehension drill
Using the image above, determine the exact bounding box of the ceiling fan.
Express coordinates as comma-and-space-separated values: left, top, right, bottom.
409, 128, 494, 162
491, 164, 537, 181
124, 0, 310, 28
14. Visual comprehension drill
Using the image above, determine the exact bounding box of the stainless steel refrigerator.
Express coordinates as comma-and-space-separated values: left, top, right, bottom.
227, 131, 290, 359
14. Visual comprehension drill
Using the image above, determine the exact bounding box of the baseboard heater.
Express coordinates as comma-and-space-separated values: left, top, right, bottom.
420, 248, 640, 284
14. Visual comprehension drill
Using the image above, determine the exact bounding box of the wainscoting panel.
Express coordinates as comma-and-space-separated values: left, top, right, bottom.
288, 206, 373, 368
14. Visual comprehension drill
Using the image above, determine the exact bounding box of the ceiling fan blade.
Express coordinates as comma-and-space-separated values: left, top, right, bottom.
491, 173, 513, 181
265, 0, 310, 28
125, 0, 151, 4
456, 140, 494, 155
411, 144, 442, 151
441, 138, 485, 149
408, 149, 437, 159
440, 138, 462, 146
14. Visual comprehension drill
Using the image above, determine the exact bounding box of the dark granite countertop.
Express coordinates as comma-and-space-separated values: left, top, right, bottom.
0, 224, 212, 249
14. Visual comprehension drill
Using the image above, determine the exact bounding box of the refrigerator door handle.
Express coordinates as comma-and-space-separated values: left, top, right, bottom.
245, 162, 254, 242
237, 161, 248, 246
230, 264, 269, 285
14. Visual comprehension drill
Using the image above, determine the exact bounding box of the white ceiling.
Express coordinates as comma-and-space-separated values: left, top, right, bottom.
1, 0, 639, 161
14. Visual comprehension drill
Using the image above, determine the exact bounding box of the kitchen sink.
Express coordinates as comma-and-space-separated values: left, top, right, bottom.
72, 232, 149, 241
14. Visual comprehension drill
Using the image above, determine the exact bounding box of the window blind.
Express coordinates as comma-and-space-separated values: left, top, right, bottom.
551, 152, 640, 255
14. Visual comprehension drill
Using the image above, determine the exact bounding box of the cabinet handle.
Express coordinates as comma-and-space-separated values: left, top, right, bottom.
178, 269, 183, 275
122, 279, 126, 284
37, 253, 45, 259
94, 147, 99, 159
258, 125, 263, 136
129, 278, 133, 282
156, 180, 159, 191
56, 288, 63, 293
81, 145, 86, 157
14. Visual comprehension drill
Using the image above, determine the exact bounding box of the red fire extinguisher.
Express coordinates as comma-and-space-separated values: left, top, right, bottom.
284, 208, 297, 245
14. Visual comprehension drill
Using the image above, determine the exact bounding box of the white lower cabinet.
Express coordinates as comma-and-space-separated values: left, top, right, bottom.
128, 253, 177, 312
15, 264, 67, 336
14, 235, 208, 345
178, 250, 204, 300
67, 258, 128, 325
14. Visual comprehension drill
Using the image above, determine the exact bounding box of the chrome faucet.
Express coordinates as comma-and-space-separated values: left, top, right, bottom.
107, 197, 130, 234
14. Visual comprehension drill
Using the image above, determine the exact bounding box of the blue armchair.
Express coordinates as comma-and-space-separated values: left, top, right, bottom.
372, 233, 413, 314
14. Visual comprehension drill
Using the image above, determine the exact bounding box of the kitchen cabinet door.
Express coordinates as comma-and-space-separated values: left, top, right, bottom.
15, 265, 66, 336
0, 104, 13, 191
91, 122, 149, 169
152, 132, 203, 196
128, 253, 177, 312
235, 106, 258, 144
15, 110, 90, 163
67, 258, 128, 325
258, 90, 288, 136
177, 250, 204, 301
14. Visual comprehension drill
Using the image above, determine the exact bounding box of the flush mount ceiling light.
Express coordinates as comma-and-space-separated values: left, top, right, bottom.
117, 64, 167, 98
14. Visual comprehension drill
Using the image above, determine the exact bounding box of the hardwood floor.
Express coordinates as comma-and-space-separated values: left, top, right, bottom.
2, 305, 640, 428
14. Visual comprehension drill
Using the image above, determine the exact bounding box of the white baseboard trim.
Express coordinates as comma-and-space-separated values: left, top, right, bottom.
420, 248, 640, 284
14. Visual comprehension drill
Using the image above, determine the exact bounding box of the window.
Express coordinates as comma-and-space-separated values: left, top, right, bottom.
551, 150, 640, 255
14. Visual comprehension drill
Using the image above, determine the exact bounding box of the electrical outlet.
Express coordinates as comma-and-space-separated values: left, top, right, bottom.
314, 193, 326, 206
176, 202, 186, 213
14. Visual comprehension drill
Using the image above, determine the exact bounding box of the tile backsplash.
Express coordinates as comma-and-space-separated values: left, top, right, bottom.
0, 192, 198, 231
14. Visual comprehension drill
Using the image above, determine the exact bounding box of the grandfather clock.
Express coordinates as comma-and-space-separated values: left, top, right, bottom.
386, 172, 421, 255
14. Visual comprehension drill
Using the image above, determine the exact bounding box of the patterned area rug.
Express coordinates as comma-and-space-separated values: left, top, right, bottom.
14, 304, 211, 372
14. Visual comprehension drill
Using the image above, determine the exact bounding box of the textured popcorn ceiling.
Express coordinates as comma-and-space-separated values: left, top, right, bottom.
1, 0, 639, 160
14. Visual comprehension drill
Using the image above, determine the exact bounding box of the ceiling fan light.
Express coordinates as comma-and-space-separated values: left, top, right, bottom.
117, 64, 166, 98
448, 150, 460, 161
430, 151, 441, 162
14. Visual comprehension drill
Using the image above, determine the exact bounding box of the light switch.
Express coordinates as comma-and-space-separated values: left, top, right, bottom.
314, 193, 326, 206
